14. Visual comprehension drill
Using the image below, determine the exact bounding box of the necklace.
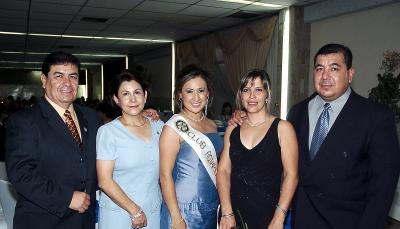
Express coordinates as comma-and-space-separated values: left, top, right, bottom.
182, 110, 205, 122
247, 115, 269, 127
120, 117, 147, 127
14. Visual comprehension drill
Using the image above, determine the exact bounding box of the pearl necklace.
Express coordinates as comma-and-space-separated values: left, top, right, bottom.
182, 110, 205, 122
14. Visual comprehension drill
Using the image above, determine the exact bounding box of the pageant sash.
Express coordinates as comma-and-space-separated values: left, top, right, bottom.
166, 114, 218, 187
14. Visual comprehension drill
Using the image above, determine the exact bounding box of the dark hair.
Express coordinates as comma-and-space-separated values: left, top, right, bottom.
109, 70, 149, 106
42, 51, 81, 76
314, 43, 353, 69
96, 102, 115, 119
221, 102, 232, 115
236, 69, 271, 111
174, 65, 213, 111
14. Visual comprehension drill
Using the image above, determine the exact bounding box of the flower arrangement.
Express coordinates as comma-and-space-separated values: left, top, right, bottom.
368, 50, 400, 122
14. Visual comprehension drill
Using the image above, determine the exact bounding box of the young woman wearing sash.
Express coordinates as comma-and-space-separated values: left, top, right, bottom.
160, 67, 223, 229
96, 71, 163, 229
217, 69, 298, 229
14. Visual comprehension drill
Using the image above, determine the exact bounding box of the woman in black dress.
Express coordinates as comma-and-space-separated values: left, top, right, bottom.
217, 69, 298, 229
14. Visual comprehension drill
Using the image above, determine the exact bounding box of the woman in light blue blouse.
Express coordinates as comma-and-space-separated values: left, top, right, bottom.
96, 71, 163, 229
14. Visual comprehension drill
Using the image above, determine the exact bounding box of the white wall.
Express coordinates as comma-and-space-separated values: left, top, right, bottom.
309, 2, 400, 97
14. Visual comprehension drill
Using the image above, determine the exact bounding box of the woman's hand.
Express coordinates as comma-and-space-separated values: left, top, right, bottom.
131, 209, 147, 228
220, 215, 236, 229
170, 217, 187, 229
228, 110, 247, 127
267, 214, 285, 229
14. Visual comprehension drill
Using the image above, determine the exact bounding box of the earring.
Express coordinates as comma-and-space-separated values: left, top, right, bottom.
205, 98, 209, 116
179, 98, 183, 111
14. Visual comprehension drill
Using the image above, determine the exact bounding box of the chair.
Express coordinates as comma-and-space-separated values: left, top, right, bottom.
0, 180, 17, 229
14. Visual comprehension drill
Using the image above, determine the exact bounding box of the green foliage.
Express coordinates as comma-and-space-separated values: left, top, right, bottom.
368, 51, 400, 122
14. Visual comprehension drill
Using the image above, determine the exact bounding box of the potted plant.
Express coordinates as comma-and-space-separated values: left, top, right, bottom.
368, 50, 400, 123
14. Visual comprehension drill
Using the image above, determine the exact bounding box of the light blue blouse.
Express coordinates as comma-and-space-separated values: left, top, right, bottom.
96, 118, 163, 229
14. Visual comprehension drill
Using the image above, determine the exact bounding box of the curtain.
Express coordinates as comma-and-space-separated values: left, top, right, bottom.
175, 16, 278, 114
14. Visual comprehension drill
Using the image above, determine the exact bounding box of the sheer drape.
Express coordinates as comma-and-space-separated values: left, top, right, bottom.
176, 16, 277, 93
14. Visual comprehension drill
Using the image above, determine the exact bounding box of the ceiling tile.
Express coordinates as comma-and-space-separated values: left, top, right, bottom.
135, 1, 189, 13
0, 35, 25, 44
0, 24, 26, 33
179, 5, 234, 17
197, 0, 244, 9
162, 14, 207, 24
63, 28, 101, 36
30, 12, 75, 22
67, 22, 109, 31
0, 18, 27, 27
79, 6, 128, 18
0, 9, 27, 19
33, 0, 87, 6
111, 18, 156, 28
150, 0, 198, 3
0, 0, 29, 11
86, 0, 142, 9
31, 2, 82, 15
100, 25, 142, 34
29, 26, 66, 34
240, 4, 284, 12
124, 10, 170, 20
29, 20, 70, 29
96, 30, 135, 38
199, 17, 244, 28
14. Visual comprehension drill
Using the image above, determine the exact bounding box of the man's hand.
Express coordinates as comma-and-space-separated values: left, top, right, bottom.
69, 191, 90, 213
228, 110, 247, 127
143, 109, 160, 121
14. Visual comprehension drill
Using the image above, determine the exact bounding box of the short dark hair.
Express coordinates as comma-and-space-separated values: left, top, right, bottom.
174, 65, 213, 111
314, 43, 353, 69
236, 69, 271, 111
41, 51, 81, 76
109, 70, 149, 100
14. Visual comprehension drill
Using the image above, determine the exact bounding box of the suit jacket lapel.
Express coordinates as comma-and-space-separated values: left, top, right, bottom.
74, 104, 88, 151
307, 91, 356, 172
39, 98, 78, 148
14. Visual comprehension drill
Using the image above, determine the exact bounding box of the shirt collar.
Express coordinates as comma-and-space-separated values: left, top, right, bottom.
45, 95, 76, 118
315, 87, 352, 113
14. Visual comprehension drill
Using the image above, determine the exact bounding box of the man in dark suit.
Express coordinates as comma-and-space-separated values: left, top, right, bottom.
287, 43, 400, 228
6, 51, 100, 228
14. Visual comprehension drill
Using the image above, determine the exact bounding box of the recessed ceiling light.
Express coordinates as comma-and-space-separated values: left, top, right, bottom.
0, 60, 101, 65
0, 51, 126, 58
0, 31, 173, 43
216, 0, 282, 8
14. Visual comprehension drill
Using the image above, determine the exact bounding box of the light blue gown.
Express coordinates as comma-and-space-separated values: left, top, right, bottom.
96, 118, 163, 229
160, 133, 223, 229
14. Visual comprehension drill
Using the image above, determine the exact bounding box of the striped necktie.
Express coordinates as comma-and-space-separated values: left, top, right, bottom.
309, 103, 331, 160
64, 110, 83, 150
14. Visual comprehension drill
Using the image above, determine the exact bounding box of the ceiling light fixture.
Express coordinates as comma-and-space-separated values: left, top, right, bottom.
216, 0, 282, 8
0, 51, 126, 58
0, 60, 101, 65
0, 31, 173, 43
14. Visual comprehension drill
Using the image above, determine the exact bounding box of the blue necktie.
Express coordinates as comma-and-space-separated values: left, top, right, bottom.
310, 103, 331, 160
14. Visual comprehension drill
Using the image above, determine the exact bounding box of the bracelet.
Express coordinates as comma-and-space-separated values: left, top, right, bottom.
276, 204, 288, 216
170, 217, 184, 229
130, 208, 143, 221
221, 212, 234, 218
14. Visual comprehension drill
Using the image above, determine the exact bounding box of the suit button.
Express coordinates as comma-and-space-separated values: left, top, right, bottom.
317, 192, 324, 197
80, 158, 84, 163
81, 181, 86, 185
